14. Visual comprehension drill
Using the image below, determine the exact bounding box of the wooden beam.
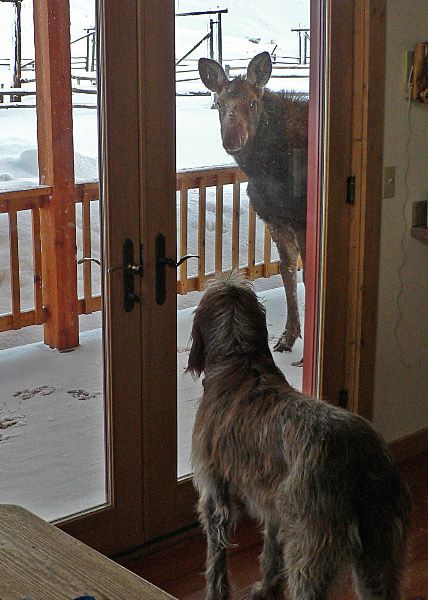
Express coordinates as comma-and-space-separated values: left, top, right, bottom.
345, 0, 386, 419
33, 0, 79, 350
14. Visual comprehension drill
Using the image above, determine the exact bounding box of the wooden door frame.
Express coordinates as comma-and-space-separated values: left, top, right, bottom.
58, 0, 145, 555
305, 0, 384, 423
344, 0, 385, 420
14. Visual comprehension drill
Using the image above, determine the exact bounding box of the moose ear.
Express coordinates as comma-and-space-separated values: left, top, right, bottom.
246, 52, 272, 88
186, 322, 206, 378
198, 58, 228, 93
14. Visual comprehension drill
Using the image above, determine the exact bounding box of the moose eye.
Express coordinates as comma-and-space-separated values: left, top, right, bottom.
249, 100, 258, 111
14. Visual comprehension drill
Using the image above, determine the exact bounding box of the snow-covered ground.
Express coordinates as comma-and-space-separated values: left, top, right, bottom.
0, 0, 309, 521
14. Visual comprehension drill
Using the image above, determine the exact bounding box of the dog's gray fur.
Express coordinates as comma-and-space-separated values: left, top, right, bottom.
188, 272, 411, 600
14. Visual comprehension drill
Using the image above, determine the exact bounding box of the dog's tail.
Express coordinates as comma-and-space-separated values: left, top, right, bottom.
352, 443, 411, 598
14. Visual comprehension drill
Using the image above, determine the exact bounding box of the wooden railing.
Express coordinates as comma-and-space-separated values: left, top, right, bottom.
176, 165, 280, 293
0, 182, 100, 333
0, 166, 282, 335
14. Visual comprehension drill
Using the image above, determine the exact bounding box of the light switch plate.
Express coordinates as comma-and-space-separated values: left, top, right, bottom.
383, 166, 396, 199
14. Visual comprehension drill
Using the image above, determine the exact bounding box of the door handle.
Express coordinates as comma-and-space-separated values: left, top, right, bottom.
155, 233, 199, 305
108, 238, 143, 312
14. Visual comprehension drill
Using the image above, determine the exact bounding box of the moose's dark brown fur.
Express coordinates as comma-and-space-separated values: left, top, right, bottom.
198, 52, 308, 352
188, 272, 411, 600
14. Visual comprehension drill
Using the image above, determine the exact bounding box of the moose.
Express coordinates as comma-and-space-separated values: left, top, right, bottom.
198, 51, 308, 353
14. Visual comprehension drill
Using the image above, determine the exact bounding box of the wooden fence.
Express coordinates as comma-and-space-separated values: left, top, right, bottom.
0, 166, 285, 335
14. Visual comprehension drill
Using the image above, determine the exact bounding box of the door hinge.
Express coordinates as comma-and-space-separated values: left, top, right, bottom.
338, 389, 348, 409
346, 175, 355, 205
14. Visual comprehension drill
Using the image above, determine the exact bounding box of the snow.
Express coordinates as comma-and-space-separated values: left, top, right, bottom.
0, 329, 106, 522
0, 0, 309, 520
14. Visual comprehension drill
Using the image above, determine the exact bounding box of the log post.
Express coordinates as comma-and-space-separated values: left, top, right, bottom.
33, 0, 79, 350
12, 0, 22, 101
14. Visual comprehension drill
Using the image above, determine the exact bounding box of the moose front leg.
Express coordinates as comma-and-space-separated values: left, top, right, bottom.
269, 225, 301, 352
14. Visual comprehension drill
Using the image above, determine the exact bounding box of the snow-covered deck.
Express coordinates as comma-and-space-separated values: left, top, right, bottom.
0, 281, 304, 522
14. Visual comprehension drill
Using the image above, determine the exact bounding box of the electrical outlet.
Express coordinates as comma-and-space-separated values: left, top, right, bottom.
404, 50, 414, 96
383, 166, 396, 199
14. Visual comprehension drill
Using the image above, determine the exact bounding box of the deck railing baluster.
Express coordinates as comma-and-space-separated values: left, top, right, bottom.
32, 208, 44, 324
215, 176, 224, 273
8, 209, 21, 328
232, 177, 240, 270
248, 205, 256, 279
179, 184, 189, 294
263, 224, 272, 277
82, 192, 93, 312
197, 178, 206, 290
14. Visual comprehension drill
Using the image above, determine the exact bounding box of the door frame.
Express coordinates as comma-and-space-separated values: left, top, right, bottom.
305, 0, 385, 419
344, 0, 385, 419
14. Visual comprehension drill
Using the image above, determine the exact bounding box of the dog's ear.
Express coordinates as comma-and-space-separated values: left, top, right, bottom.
186, 322, 205, 378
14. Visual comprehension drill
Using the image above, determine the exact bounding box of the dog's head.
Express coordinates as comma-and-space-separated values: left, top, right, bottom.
187, 272, 272, 377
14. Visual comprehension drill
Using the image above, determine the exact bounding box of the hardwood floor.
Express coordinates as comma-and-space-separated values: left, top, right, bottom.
127, 452, 428, 600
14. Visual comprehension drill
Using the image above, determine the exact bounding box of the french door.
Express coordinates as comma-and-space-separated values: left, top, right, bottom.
68, 0, 383, 552
133, 0, 356, 542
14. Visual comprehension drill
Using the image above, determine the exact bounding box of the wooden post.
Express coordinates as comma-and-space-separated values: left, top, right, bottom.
33, 0, 79, 350
12, 0, 22, 100
217, 11, 223, 66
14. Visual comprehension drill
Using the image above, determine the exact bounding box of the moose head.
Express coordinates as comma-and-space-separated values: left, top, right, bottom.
198, 52, 273, 154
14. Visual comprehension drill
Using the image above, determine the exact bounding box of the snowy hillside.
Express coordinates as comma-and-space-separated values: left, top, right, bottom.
175, 0, 309, 60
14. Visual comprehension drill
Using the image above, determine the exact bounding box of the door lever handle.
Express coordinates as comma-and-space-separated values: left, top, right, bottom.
159, 254, 200, 269
155, 233, 199, 305
108, 239, 143, 312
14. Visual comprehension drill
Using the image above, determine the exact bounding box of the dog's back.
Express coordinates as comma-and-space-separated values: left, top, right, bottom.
193, 357, 409, 530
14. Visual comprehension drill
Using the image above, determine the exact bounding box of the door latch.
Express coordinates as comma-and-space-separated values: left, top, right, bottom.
155, 233, 199, 305
108, 238, 143, 312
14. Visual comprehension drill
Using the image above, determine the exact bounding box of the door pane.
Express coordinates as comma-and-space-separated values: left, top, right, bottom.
176, 1, 311, 477
0, 0, 108, 521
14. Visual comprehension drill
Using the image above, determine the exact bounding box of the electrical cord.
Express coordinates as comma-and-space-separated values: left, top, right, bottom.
393, 65, 417, 369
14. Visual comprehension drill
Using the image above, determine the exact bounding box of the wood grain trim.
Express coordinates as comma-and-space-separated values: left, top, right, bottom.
346, 0, 385, 419
317, 0, 354, 403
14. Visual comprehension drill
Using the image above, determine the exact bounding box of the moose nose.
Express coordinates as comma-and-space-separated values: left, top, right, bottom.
222, 129, 248, 153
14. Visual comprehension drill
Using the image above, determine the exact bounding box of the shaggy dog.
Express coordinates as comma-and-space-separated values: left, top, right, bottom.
187, 272, 410, 600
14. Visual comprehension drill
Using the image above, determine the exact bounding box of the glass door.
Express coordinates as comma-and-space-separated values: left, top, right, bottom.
0, 0, 145, 555
138, 0, 354, 539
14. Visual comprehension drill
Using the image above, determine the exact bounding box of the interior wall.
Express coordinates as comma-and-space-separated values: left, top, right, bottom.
373, 0, 428, 442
